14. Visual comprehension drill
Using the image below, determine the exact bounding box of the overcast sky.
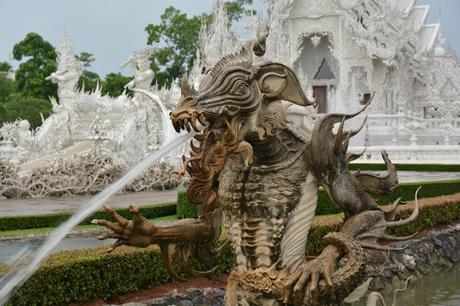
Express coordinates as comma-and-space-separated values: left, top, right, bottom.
0, 0, 458, 77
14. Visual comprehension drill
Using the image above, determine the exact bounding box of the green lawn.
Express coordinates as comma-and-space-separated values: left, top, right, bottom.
0, 215, 178, 238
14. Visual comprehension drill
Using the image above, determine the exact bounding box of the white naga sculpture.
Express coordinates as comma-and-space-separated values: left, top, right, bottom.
0, 36, 180, 167
0, 120, 35, 163
0, 36, 183, 198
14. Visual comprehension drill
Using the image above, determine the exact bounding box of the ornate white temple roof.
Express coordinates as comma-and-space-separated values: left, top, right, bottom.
338, 0, 440, 65
409, 5, 429, 31
417, 23, 440, 54
389, 0, 416, 15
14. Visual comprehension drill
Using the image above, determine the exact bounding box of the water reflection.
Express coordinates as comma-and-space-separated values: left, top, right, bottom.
352, 264, 460, 306
388, 264, 460, 306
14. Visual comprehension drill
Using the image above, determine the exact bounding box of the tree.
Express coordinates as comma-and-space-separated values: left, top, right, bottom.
78, 70, 101, 93
145, 7, 207, 88
76, 52, 95, 68
12, 32, 57, 99
0, 61, 12, 73
102, 73, 132, 97
145, 0, 255, 88
225, 0, 256, 21
76, 52, 100, 92
0, 74, 17, 101
0, 94, 52, 128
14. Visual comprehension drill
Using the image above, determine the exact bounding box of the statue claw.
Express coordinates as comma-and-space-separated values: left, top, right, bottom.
107, 239, 126, 253
160, 243, 187, 281
97, 232, 123, 240
159, 241, 221, 281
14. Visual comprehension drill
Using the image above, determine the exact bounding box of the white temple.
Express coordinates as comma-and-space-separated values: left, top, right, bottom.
261, 0, 460, 162
1, 0, 460, 165
190, 0, 460, 162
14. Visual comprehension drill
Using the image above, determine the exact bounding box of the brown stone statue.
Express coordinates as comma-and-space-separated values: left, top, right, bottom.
92, 31, 419, 305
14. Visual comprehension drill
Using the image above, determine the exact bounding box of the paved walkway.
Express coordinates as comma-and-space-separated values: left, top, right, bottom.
0, 190, 179, 217
373, 171, 460, 183
0, 171, 458, 217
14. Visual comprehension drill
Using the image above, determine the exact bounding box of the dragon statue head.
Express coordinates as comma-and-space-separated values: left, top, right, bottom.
170, 30, 313, 209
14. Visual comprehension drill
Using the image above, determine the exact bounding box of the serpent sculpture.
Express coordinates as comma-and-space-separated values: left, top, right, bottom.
92, 31, 420, 305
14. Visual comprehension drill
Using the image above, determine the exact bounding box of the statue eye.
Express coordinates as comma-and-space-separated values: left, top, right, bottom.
231, 81, 248, 96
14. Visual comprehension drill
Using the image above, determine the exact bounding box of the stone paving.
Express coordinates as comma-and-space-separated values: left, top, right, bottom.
371, 171, 460, 184
0, 190, 179, 217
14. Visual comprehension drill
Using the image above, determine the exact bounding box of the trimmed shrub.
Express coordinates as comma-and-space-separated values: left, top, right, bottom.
0, 202, 176, 231
6, 242, 234, 306
177, 180, 460, 218
177, 190, 197, 219
4, 196, 460, 305
0, 262, 6, 275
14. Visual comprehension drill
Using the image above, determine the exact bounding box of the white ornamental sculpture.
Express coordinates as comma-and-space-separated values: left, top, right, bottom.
0, 35, 181, 166
46, 35, 83, 101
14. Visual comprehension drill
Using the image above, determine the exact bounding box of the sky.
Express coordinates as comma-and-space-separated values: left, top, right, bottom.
0, 0, 458, 77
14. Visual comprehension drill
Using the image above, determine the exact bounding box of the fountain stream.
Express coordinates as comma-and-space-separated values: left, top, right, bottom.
132, 88, 177, 144
0, 131, 195, 305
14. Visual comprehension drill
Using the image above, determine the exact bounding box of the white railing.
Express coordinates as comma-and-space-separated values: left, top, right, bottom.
367, 114, 460, 132
349, 145, 460, 164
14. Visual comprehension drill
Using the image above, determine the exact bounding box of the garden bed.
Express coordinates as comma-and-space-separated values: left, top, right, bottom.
3, 193, 460, 306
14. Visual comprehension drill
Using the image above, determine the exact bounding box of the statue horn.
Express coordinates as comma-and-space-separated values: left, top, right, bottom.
253, 25, 269, 57
180, 74, 197, 96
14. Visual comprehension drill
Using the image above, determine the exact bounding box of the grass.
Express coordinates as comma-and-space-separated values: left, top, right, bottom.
0, 215, 178, 238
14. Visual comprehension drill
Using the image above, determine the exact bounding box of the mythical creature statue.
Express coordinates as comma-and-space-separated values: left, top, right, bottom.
45, 35, 83, 101
92, 32, 419, 305
122, 46, 156, 93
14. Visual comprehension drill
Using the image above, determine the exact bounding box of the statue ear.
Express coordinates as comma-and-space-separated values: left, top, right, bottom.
256, 63, 313, 106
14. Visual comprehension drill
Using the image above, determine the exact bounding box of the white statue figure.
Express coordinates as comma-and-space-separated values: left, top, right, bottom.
0, 33, 183, 167
0, 120, 35, 162
122, 47, 156, 93
45, 35, 83, 102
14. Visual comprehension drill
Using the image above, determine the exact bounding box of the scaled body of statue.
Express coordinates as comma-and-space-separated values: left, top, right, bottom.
93, 32, 419, 305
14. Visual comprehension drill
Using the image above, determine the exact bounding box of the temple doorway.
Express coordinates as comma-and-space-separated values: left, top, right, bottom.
313, 86, 327, 113
297, 33, 338, 114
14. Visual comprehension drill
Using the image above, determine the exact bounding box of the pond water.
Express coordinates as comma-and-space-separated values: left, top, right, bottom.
352, 263, 460, 306
0, 235, 114, 264
1, 236, 460, 305
387, 264, 460, 306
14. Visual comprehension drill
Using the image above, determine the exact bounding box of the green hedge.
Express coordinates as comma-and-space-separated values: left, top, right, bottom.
349, 163, 460, 172
176, 190, 197, 219
177, 180, 460, 218
0, 202, 176, 232
4, 197, 460, 305
6, 242, 234, 306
